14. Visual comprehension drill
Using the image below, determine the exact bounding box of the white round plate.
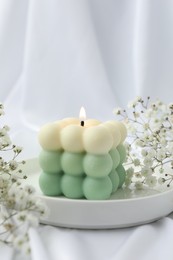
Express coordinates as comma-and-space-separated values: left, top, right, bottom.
23, 159, 173, 229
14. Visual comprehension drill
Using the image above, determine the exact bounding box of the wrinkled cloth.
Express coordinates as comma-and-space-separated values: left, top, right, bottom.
1, 0, 173, 259
29, 217, 173, 260
14, 217, 173, 260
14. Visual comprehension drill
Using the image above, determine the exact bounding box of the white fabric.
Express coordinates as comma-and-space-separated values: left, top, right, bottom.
1, 0, 173, 259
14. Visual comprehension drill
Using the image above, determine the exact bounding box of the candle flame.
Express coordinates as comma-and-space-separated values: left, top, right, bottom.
79, 107, 86, 121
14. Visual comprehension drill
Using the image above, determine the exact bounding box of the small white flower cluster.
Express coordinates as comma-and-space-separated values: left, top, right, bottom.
114, 97, 173, 189
0, 103, 47, 254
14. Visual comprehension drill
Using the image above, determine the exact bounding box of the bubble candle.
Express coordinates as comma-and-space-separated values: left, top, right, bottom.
38, 108, 127, 200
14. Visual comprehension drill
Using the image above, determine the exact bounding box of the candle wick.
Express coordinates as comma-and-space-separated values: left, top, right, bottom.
81, 121, 84, 127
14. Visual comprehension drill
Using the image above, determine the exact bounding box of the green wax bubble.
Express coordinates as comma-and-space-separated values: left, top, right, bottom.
61, 175, 84, 199
61, 152, 84, 176
39, 171, 62, 196
83, 154, 113, 178
117, 144, 126, 164
109, 169, 119, 193
109, 149, 120, 169
83, 176, 112, 200
39, 150, 61, 173
116, 164, 126, 188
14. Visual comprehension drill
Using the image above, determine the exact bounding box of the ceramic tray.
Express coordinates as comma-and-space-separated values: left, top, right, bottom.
22, 159, 173, 229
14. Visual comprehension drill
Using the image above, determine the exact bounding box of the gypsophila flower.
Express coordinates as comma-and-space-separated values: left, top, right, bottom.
24, 185, 35, 194
26, 214, 39, 227
9, 160, 18, 171
157, 149, 166, 161
0, 128, 7, 137
0, 103, 48, 255
127, 101, 136, 108
0, 109, 4, 116
113, 107, 122, 115
124, 142, 132, 152
159, 168, 164, 174
160, 138, 167, 146
143, 123, 150, 130
126, 167, 134, 177
125, 177, 131, 186
3, 125, 10, 131
0, 135, 11, 148
13, 146, 23, 154
133, 112, 140, 118
114, 96, 173, 189
16, 212, 27, 223
13, 234, 28, 251
143, 157, 153, 167
135, 139, 145, 147
145, 176, 157, 187
127, 123, 136, 134
135, 172, 142, 178
133, 159, 141, 166
158, 177, 166, 184
141, 149, 148, 157
35, 200, 49, 217
135, 181, 144, 190
147, 149, 156, 158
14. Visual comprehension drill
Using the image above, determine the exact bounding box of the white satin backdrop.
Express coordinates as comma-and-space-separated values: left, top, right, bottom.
1, 0, 173, 259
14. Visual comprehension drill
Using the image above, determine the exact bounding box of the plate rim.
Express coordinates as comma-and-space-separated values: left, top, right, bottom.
23, 158, 173, 229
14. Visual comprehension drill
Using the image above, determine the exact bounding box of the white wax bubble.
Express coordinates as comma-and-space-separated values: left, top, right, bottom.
60, 125, 84, 152
109, 121, 127, 143
38, 122, 62, 151
85, 119, 101, 127
83, 125, 113, 154
103, 121, 121, 148
61, 118, 80, 126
